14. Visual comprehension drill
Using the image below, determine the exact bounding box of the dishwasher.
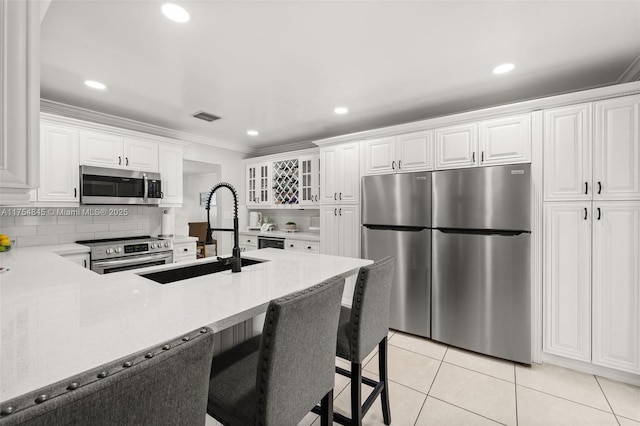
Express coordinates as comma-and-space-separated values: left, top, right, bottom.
257, 236, 285, 249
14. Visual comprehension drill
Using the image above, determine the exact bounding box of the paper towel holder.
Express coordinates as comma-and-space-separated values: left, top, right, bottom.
158, 208, 174, 239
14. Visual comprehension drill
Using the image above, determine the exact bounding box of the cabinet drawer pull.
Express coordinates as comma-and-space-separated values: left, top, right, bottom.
392, 160, 396, 170
126, 157, 129, 166
597, 207, 601, 220
118, 156, 122, 165
472, 152, 476, 162
584, 207, 588, 220
183, 248, 188, 252
481, 151, 484, 162
398, 160, 402, 169
598, 181, 602, 194
289, 244, 294, 248
74, 188, 77, 198
307, 246, 312, 249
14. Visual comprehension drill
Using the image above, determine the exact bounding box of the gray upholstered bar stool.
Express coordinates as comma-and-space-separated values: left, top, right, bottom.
335, 256, 395, 426
0, 327, 215, 426
207, 275, 346, 426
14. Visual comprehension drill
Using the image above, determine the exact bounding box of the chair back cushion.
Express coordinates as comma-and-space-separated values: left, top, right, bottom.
351, 256, 396, 362
0, 328, 215, 426
256, 276, 345, 425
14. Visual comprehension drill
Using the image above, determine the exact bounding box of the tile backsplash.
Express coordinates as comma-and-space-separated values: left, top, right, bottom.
254, 209, 320, 233
0, 206, 162, 247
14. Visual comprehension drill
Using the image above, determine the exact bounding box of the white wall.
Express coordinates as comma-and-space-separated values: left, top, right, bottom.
181, 144, 248, 255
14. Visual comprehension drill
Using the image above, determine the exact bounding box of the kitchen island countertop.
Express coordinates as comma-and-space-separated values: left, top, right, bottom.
0, 245, 369, 402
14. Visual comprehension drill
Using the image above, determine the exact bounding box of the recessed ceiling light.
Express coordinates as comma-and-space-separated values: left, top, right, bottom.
493, 63, 515, 75
334, 107, 349, 114
247, 130, 259, 136
162, 3, 190, 23
84, 80, 106, 90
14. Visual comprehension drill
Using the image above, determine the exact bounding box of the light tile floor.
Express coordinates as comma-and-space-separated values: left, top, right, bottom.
206, 330, 640, 426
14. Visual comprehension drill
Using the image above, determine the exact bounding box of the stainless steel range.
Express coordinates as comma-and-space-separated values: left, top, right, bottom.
77, 236, 173, 274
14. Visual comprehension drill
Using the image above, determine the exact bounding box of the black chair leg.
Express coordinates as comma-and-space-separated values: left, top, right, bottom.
320, 389, 334, 426
351, 361, 363, 426
379, 337, 391, 425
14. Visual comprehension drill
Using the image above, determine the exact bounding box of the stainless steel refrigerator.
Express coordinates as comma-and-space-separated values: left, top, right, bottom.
432, 164, 531, 364
361, 172, 432, 338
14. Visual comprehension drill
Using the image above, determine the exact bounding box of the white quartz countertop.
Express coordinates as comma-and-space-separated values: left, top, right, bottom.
0, 245, 369, 402
240, 230, 320, 241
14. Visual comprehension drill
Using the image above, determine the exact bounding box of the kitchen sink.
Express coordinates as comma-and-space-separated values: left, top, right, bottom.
139, 257, 266, 284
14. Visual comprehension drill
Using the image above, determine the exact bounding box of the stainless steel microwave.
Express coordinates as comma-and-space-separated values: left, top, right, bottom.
79, 165, 162, 205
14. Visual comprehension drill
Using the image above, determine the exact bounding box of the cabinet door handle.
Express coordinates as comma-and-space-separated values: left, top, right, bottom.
585, 182, 588, 195
74, 188, 77, 198
598, 181, 602, 194
334, 192, 337, 200
126, 157, 129, 166
160, 191, 164, 199
584, 207, 588, 220
83, 259, 87, 268
392, 160, 396, 170
481, 151, 484, 162
398, 160, 402, 169
597, 207, 601, 220
339, 208, 342, 216
339, 192, 342, 200
118, 156, 122, 165
472, 152, 476, 162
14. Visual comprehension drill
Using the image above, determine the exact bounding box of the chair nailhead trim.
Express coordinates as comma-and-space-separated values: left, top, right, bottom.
97, 371, 108, 379
67, 382, 79, 391
34, 395, 48, 404
1, 406, 15, 415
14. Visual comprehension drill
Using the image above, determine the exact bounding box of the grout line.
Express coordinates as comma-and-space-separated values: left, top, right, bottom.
516, 383, 619, 416
427, 395, 508, 426
595, 375, 621, 425
427, 347, 447, 395
514, 367, 519, 426
387, 341, 447, 363
413, 395, 429, 426
440, 359, 516, 384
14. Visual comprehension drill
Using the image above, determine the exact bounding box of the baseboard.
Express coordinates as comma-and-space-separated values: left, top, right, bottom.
542, 352, 640, 386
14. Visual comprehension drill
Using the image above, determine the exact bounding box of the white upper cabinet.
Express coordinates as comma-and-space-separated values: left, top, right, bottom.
363, 130, 434, 175
158, 144, 183, 205
478, 114, 531, 166
592, 202, 640, 373
544, 95, 640, 201
0, 0, 40, 205
435, 123, 478, 170
543, 202, 592, 362
544, 104, 593, 201
594, 95, 640, 200
80, 131, 159, 172
246, 162, 271, 206
298, 154, 320, 205
320, 142, 359, 204
38, 123, 79, 203
123, 138, 159, 172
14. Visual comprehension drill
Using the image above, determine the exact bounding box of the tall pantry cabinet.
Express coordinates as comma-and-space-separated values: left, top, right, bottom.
543, 94, 640, 374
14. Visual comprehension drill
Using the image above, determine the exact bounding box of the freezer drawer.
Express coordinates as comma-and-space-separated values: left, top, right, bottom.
432, 230, 531, 364
362, 226, 431, 338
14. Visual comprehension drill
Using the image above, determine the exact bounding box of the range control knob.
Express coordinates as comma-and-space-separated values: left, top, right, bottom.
164, 242, 170, 248
150, 243, 156, 249
106, 248, 114, 254
115, 247, 122, 253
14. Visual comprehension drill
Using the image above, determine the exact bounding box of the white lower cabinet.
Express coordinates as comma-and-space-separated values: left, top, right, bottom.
239, 235, 258, 252
284, 239, 319, 253
173, 241, 197, 263
60, 252, 90, 269
592, 202, 640, 373
544, 201, 640, 374
320, 205, 360, 304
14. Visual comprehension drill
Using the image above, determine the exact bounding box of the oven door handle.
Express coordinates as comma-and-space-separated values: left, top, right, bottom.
92, 253, 170, 267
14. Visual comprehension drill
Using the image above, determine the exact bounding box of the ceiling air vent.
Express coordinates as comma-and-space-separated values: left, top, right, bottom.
192, 111, 221, 122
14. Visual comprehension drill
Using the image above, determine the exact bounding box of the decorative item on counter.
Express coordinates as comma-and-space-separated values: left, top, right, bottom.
0, 234, 13, 252
284, 222, 297, 232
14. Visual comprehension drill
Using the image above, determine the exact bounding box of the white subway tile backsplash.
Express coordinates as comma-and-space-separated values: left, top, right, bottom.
75, 223, 109, 233
59, 232, 95, 244
15, 216, 58, 226
108, 222, 138, 232
16, 234, 60, 247
93, 216, 125, 224
0, 217, 15, 227
1, 226, 37, 237
37, 224, 76, 235
57, 215, 93, 224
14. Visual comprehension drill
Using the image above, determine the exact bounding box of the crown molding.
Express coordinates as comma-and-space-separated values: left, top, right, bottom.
252, 140, 316, 158
618, 54, 640, 83
40, 99, 257, 155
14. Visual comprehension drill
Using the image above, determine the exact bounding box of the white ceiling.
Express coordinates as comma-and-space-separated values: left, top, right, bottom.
41, 0, 640, 154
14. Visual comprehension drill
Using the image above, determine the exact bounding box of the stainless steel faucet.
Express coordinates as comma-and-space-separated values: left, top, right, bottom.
205, 182, 241, 273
